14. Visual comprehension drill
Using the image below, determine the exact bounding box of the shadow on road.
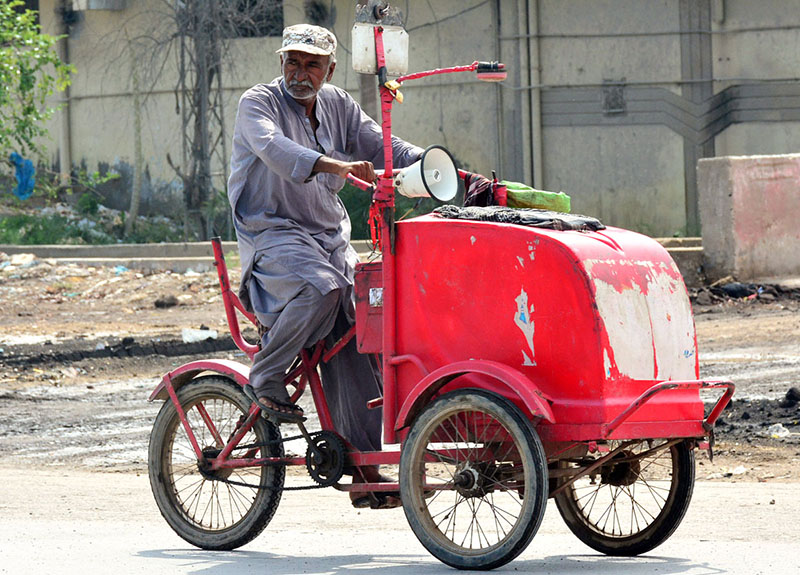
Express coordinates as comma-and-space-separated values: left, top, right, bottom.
137, 548, 723, 574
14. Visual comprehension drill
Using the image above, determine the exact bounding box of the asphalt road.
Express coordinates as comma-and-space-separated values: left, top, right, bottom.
1, 467, 798, 575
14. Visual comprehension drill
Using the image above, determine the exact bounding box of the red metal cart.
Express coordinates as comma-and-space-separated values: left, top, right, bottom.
146, 21, 733, 571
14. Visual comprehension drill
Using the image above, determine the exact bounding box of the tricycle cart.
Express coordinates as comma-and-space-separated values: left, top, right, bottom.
147, 6, 733, 570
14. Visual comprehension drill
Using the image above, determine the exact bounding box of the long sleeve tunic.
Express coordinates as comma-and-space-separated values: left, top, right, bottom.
227, 78, 422, 326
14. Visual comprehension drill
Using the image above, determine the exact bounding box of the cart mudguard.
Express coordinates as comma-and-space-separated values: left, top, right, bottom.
148, 359, 250, 402
394, 359, 555, 431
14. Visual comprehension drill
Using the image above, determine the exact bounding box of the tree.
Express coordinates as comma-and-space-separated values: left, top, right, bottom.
123, 0, 283, 240
0, 1, 73, 178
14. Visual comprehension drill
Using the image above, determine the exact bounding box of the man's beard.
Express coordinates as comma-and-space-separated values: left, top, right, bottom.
286, 79, 318, 101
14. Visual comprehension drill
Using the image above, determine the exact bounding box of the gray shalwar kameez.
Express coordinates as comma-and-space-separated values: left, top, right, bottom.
227, 78, 422, 451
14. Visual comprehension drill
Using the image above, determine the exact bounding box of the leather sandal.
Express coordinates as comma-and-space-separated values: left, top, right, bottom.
243, 384, 305, 424
350, 492, 402, 510
350, 471, 401, 509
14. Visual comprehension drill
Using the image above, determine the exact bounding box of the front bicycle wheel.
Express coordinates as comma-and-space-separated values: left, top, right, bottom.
554, 439, 695, 556
399, 389, 548, 570
148, 376, 285, 550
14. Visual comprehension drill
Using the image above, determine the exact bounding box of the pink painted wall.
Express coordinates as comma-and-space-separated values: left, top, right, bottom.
698, 154, 800, 281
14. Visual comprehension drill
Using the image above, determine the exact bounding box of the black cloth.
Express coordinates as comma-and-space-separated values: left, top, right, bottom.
318, 307, 383, 452
433, 205, 605, 231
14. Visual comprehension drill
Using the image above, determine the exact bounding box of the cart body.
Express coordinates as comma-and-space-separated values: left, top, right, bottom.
356, 215, 705, 444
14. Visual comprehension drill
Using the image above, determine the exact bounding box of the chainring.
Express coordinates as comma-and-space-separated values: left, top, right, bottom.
306, 430, 347, 487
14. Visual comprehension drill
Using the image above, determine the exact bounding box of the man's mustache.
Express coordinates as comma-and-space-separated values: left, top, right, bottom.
288, 79, 314, 89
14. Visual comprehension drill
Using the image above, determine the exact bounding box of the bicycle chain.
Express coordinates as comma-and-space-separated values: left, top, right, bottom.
204, 430, 340, 491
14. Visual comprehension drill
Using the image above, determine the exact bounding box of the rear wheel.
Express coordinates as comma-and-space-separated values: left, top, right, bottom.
554, 439, 695, 556
148, 376, 284, 550
399, 389, 548, 570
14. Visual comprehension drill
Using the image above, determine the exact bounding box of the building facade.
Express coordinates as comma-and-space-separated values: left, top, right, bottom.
34, 1, 800, 236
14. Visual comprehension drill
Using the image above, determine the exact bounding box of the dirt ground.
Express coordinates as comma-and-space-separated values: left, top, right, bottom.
0, 254, 799, 482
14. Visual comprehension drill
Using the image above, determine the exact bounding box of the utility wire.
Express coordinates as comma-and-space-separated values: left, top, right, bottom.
503, 76, 800, 92
500, 24, 800, 40
406, 0, 490, 33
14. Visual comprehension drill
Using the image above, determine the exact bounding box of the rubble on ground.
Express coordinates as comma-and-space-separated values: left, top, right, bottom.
690, 279, 800, 310
715, 386, 800, 445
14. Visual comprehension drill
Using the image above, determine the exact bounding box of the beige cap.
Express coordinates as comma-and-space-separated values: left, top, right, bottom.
276, 24, 337, 57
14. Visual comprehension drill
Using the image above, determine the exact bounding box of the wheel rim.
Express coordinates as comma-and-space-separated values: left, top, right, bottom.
406, 405, 533, 555
163, 394, 268, 532
562, 440, 679, 539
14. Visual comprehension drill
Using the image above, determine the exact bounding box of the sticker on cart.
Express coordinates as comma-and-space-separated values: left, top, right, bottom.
369, 287, 383, 307
514, 287, 536, 366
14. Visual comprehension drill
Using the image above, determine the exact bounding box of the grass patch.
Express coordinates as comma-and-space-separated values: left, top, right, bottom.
0, 214, 104, 245
0, 207, 185, 245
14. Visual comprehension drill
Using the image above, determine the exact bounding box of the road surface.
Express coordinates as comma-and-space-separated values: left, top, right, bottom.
1, 466, 798, 574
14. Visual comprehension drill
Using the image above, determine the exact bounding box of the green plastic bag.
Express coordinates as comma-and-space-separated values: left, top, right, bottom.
503, 181, 571, 213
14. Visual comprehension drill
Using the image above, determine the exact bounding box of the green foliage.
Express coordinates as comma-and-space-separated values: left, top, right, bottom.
0, 209, 186, 245
31, 166, 122, 201
339, 182, 456, 240
80, 169, 121, 189
396, 195, 442, 223
339, 182, 371, 240
0, 1, 73, 169
76, 192, 99, 215
0, 213, 94, 244
121, 216, 184, 244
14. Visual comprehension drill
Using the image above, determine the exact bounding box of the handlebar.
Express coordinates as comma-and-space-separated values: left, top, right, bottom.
346, 173, 377, 193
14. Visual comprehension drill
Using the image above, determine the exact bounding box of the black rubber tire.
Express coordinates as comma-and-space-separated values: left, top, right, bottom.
399, 389, 548, 570
555, 439, 695, 556
148, 376, 284, 550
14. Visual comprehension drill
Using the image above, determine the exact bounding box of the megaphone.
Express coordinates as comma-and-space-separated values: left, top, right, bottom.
394, 145, 458, 203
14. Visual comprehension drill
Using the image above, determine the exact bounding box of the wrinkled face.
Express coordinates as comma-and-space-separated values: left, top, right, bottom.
281, 50, 334, 102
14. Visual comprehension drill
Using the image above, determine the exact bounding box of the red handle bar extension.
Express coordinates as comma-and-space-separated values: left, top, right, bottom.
211, 237, 259, 360
603, 380, 735, 438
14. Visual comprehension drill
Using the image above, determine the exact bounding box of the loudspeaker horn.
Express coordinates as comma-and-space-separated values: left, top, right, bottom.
394, 145, 458, 202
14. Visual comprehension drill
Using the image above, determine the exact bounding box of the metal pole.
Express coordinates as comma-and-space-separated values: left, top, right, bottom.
528, 0, 544, 189
517, 0, 532, 185
57, 1, 72, 186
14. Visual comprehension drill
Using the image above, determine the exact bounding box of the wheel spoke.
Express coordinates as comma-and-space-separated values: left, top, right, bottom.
640, 475, 669, 507
627, 483, 657, 523
469, 493, 493, 548
484, 496, 521, 527
488, 491, 510, 539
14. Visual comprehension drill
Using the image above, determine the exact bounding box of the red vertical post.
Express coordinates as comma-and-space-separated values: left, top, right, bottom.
373, 26, 399, 444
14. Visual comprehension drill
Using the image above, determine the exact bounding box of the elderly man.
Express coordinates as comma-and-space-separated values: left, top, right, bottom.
227, 24, 421, 506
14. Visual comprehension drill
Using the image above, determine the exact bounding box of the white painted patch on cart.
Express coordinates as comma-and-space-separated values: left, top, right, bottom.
514, 287, 537, 366
585, 259, 696, 380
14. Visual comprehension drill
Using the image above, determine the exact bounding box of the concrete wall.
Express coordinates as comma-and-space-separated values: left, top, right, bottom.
544, 125, 685, 235
500, 0, 690, 236
500, 0, 800, 236
698, 154, 800, 281
711, 1, 800, 158
35, 0, 800, 238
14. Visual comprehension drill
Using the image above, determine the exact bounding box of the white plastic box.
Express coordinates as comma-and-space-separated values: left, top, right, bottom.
351, 23, 409, 76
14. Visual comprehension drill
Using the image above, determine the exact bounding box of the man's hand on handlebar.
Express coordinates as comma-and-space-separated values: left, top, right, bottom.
313, 156, 376, 185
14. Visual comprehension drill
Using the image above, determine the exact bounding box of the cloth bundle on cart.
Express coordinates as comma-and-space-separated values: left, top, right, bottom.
433, 205, 605, 231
